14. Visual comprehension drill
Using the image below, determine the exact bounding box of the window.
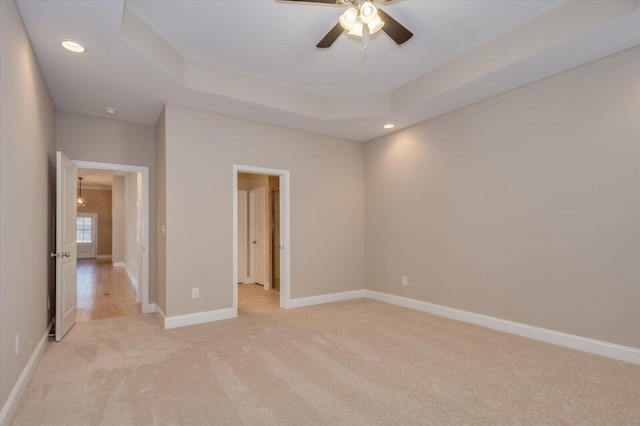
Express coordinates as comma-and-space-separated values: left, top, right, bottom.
76, 216, 93, 244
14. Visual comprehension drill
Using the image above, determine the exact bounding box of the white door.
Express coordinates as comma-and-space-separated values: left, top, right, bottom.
249, 187, 267, 286
55, 151, 77, 341
76, 212, 97, 259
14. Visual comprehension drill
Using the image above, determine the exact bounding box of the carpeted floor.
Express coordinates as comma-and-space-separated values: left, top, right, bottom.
11, 299, 640, 425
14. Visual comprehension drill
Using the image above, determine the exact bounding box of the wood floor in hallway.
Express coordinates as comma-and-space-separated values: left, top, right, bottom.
238, 283, 280, 315
76, 259, 141, 322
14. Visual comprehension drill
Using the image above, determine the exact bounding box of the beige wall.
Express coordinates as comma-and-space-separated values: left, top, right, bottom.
56, 111, 157, 303
124, 172, 141, 286
162, 105, 365, 317
0, 0, 56, 414
112, 176, 125, 263
364, 46, 640, 349
77, 189, 112, 256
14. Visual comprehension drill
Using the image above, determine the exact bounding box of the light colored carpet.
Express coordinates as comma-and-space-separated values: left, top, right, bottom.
11, 299, 640, 425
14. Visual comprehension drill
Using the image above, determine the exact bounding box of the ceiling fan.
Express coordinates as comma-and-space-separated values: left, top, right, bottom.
284, 0, 413, 48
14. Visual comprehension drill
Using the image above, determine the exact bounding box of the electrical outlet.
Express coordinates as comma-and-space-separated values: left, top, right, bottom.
192, 287, 199, 298
15, 335, 20, 356
402, 276, 408, 286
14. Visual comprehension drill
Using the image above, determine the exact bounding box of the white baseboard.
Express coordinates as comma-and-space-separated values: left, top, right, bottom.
114, 262, 141, 303
95, 254, 112, 260
121, 264, 141, 305
123, 264, 138, 288
287, 289, 366, 309
0, 323, 52, 426
142, 302, 156, 314
364, 290, 640, 365
155, 304, 166, 327
163, 307, 236, 330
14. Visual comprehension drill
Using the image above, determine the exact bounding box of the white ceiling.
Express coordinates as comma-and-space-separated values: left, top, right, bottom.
16, 0, 640, 142
78, 169, 116, 189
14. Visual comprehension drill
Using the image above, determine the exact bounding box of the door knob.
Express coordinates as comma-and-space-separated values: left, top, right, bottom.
252, 241, 257, 244
50, 252, 71, 258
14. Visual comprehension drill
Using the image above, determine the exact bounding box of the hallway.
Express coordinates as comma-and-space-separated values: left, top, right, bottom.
76, 259, 141, 322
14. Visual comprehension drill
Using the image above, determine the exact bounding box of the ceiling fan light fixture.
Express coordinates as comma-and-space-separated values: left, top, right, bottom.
367, 15, 384, 34
359, 1, 378, 24
347, 20, 364, 37
339, 7, 358, 30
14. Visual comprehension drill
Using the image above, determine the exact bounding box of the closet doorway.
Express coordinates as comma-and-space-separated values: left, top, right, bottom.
233, 165, 290, 316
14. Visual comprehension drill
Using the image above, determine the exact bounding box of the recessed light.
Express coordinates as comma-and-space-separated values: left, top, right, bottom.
104, 107, 118, 116
383, 123, 395, 129
60, 40, 85, 53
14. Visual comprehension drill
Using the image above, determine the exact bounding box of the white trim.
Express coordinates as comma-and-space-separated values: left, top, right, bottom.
146, 302, 157, 314
163, 307, 236, 329
123, 264, 138, 289
155, 304, 166, 325
364, 290, 640, 365
116, 263, 144, 307
233, 170, 239, 317
95, 254, 112, 260
280, 172, 290, 309
0, 323, 52, 426
74, 160, 152, 314
233, 165, 291, 313
237, 190, 249, 284
288, 290, 366, 309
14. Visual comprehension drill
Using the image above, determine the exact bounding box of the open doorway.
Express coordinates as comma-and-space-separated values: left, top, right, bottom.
233, 165, 290, 316
74, 160, 152, 318
74, 168, 143, 321
237, 172, 279, 314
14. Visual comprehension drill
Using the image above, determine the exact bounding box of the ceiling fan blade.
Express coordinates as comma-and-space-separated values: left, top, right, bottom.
316, 22, 344, 48
377, 9, 413, 45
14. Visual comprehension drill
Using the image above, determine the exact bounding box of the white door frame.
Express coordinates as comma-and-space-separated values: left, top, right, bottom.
74, 160, 153, 314
233, 165, 291, 313
237, 190, 250, 284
